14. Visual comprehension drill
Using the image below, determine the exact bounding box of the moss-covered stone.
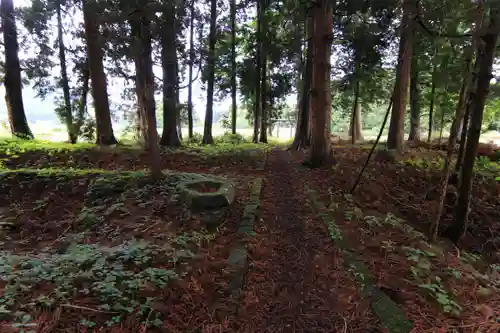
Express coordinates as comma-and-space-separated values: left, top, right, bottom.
222, 177, 263, 310
179, 179, 235, 212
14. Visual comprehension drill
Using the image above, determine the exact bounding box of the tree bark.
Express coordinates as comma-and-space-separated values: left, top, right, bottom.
187, 0, 195, 138
82, 0, 117, 145
291, 18, 312, 150
230, 0, 237, 134
408, 49, 420, 141
349, 80, 363, 144
252, 0, 262, 143
56, 0, 75, 143
449, 10, 499, 243
456, 106, 470, 173
305, 0, 333, 167
1, 0, 33, 139
259, 55, 268, 142
131, 12, 162, 179
203, 0, 217, 144
427, 51, 438, 143
75, 60, 90, 134
387, 0, 416, 153
159, 4, 181, 147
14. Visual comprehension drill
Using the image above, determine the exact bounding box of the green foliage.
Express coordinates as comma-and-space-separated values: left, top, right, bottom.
214, 132, 249, 145
0, 241, 177, 324
419, 277, 462, 315
0, 138, 94, 156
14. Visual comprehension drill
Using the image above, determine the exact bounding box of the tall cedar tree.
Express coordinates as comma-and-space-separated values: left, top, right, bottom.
430, 2, 484, 241
187, 0, 195, 138
305, 0, 332, 167
291, 16, 312, 150
159, 1, 181, 146
82, 0, 117, 145
259, 0, 268, 143
230, 0, 237, 134
408, 44, 420, 141
427, 46, 438, 142
131, 9, 162, 179
449, 9, 499, 243
55, 0, 75, 143
203, 0, 217, 144
253, 0, 262, 143
1, 0, 33, 139
349, 79, 362, 143
387, 0, 416, 153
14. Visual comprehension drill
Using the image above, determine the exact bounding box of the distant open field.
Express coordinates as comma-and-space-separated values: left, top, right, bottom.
1, 121, 499, 145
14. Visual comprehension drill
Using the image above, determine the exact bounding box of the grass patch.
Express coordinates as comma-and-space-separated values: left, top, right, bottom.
0, 138, 95, 155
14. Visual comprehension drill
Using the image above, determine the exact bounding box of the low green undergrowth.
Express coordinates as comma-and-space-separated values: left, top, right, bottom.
0, 240, 179, 330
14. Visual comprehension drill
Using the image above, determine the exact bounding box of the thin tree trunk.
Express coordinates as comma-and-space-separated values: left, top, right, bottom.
349, 80, 362, 144
449, 10, 499, 243
1, 0, 33, 139
132, 12, 162, 179
75, 60, 90, 134
305, 0, 333, 167
159, 4, 181, 147
387, 0, 416, 153
259, 57, 268, 143
429, 2, 484, 241
428, 52, 438, 143
82, 0, 117, 145
203, 0, 217, 144
438, 80, 449, 144
230, 0, 237, 134
408, 49, 420, 141
253, 0, 262, 143
187, 0, 195, 138
56, 0, 75, 143
259, 0, 268, 143
291, 17, 312, 150
456, 106, 470, 173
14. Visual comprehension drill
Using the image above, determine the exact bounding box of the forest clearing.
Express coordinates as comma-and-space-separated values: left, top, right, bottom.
1, 0, 500, 332
0, 139, 498, 332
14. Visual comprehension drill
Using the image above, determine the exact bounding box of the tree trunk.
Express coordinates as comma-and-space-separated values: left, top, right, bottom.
408, 49, 420, 141
56, 0, 75, 143
1, 0, 33, 139
427, 52, 438, 143
75, 60, 90, 134
230, 0, 237, 134
456, 106, 471, 173
159, 4, 181, 147
253, 0, 262, 143
187, 0, 195, 138
449, 10, 499, 243
203, 0, 217, 144
291, 17, 312, 150
82, 0, 117, 145
305, 0, 333, 167
438, 78, 449, 144
349, 80, 363, 144
132, 12, 162, 179
259, 57, 268, 143
387, 0, 416, 153
429, 2, 484, 241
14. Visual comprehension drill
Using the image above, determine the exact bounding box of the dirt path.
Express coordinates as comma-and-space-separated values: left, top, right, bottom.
231, 150, 381, 333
